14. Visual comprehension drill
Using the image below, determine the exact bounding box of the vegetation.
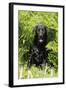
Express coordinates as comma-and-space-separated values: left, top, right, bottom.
18, 10, 58, 79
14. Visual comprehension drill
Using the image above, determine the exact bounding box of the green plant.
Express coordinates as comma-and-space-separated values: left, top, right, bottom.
18, 10, 58, 79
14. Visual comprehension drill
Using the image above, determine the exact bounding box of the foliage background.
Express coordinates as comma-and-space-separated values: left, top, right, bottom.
18, 10, 58, 79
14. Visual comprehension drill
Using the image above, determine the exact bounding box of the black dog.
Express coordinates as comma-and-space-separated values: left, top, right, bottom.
28, 24, 48, 69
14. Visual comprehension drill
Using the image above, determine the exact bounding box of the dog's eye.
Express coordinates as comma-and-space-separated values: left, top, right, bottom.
38, 28, 40, 31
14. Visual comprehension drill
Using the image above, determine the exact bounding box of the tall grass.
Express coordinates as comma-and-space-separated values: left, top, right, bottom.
18, 10, 58, 79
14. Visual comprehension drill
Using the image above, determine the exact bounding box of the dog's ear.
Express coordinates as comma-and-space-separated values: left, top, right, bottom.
44, 26, 48, 36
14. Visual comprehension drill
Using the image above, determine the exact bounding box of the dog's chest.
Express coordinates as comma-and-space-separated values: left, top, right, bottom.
32, 46, 44, 62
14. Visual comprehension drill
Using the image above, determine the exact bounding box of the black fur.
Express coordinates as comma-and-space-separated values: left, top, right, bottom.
28, 24, 48, 68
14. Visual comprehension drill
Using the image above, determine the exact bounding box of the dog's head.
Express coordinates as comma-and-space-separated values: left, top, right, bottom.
33, 24, 47, 44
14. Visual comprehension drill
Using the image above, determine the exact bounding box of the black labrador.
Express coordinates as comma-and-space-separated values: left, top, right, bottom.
28, 24, 48, 69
